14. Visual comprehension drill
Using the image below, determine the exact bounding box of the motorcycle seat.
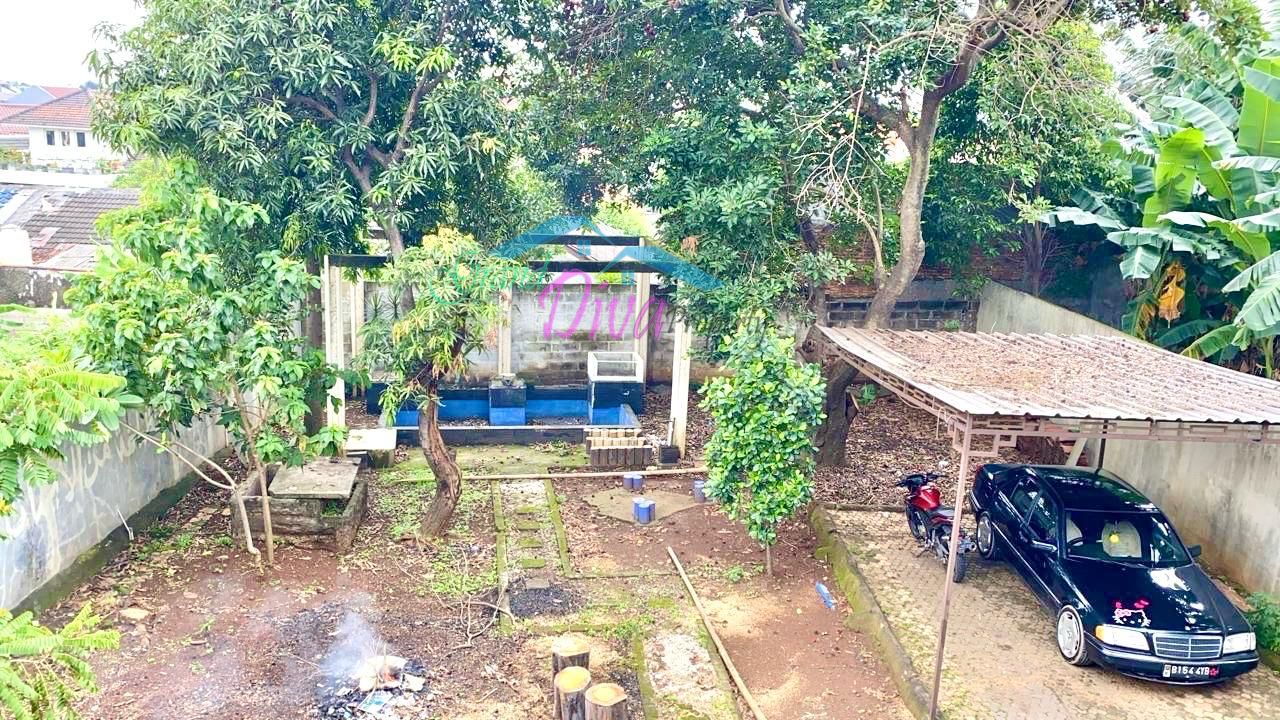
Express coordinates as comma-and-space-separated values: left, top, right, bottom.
927, 507, 954, 521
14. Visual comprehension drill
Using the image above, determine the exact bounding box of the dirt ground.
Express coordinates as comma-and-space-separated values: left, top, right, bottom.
52, 414, 913, 720
813, 394, 1040, 507
556, 476, 911, 720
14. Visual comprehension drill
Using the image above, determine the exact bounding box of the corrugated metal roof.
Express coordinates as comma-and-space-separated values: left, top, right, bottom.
820, 327, 1280, 425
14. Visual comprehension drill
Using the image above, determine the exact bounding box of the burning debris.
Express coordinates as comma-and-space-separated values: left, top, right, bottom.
311, 611, 433, 719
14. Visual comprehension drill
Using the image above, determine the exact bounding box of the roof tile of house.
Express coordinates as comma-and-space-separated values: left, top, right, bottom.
4, 90, 94, 130
20, 188, 140, 245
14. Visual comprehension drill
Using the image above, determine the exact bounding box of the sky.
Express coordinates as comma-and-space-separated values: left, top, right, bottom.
0, 1, 143, 87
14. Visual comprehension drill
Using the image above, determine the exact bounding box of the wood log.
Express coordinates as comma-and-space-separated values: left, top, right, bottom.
584, 683, 627, 720
551, 635, 591, 675
553, 666, 591, 720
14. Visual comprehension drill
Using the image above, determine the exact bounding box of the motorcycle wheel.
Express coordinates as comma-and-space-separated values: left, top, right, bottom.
906, 507, 927, 540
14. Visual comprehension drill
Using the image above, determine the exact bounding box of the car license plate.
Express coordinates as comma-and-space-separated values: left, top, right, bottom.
1162, 664, 1219, 679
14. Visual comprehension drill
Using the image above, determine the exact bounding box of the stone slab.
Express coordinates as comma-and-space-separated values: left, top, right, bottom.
347, 428, 397, 468
583, 487, 701, 524
270, 457, 361, 500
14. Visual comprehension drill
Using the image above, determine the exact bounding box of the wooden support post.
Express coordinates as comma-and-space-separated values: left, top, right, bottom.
633, 242, 651, 383
553, 666, 591, 720
927, 420, 974, 720
322, 256, 346, 427
498, 288, 513, 376
584, 683, 627, 720
551, 635, 591, 674
670, 314, 692, 456
350, 274, 365, 358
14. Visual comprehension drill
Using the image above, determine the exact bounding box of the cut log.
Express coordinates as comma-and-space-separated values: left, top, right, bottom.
551, 635, 591, 675
584, 683, 627, 720
553, 666, 591, 720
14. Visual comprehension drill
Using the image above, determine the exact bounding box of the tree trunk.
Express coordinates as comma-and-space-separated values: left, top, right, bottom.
551, 636, 591, 675
255, 464, 275, 566
864, 101, 942, 329
303, 254, 327, 434
584, 684, 627, 720
764, 544, 773, 576
553, 667, 591, 720
418, 393, 463, 537
813, 361, 858, 466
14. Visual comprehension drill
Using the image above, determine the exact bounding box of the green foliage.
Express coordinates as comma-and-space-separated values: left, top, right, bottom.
0, 148, 23, 165
68, 163, 337, 470
359, 228, 537, 413
1050, 21, 1280, 377
92, 0, 555, 261
700, 315, 825, 549
0, 603, 118, 720
1246, 592, 1280, 652
0, 326, 137, 520
111, 156, 174, 190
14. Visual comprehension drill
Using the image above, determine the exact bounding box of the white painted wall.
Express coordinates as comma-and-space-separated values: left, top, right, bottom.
25, 127, 122, 169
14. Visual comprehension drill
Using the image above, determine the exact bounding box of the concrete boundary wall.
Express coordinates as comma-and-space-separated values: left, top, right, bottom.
978, 282, 1280, 594
0, 412, 228, 610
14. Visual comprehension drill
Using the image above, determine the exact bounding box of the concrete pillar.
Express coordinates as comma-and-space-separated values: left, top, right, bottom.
670, 313, 692, 456
498, 288, 513, 376
322, 256, 346, 427
633, 240, 651, 383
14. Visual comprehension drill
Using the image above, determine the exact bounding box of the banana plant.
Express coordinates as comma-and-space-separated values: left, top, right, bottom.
1047, 40, 1280, 378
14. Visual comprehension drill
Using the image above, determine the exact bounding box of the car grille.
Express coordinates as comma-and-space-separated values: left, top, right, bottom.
1152, 633, 1222, 660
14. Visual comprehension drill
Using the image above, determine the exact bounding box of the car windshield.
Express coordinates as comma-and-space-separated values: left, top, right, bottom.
1064, 511, 1189, 568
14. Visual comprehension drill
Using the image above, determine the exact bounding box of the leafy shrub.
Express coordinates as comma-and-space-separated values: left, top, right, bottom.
700, 313, 825, 573
1247, 592, 1280, 652
0, 603, 118, 719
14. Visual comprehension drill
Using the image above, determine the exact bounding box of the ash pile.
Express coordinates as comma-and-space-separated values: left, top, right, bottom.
310, 610, 435, 719
313, 654, 433, 719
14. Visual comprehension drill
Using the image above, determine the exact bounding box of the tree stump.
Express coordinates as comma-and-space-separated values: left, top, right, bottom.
553, 666, 591, 720
551, 635, 591, 674
584, 683, 627, 720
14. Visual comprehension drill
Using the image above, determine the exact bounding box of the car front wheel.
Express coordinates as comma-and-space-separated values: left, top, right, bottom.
1056, 606, 1092, 667
975, 511, 999, 560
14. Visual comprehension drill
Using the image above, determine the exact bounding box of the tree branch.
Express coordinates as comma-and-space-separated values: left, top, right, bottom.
285, 94, 340, 123
389, 73, 444, 164
772, 0, 805, 54
362, 72, 380, 127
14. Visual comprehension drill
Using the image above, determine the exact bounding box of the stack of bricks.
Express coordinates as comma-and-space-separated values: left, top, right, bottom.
587, 428, 650, 469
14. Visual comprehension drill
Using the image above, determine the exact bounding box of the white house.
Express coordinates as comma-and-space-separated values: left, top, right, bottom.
2, 90, 124, 170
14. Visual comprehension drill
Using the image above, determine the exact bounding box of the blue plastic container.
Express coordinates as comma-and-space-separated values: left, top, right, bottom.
623, 472, 643, 492
632, 497, 655, 524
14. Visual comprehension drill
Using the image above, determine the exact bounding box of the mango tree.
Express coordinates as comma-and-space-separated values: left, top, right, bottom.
358, 229, 535, 537
700, 314, 825, 575
69, 166, 342, 566
1049, 25, 1280, 378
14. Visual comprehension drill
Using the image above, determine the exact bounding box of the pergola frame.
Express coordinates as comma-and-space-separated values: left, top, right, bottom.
322, 231, 697, 456
817, 326, 1280, 720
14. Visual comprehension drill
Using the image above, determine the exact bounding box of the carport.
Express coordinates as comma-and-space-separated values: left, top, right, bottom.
817, 327, 1280, 719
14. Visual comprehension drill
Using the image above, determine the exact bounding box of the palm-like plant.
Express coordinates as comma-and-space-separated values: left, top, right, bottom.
1049, 22, 1280, 378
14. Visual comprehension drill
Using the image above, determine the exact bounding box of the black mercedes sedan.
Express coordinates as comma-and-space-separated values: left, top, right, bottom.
968, 464, 1259, 684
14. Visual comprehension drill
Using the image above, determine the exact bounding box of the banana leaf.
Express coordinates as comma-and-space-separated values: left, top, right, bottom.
1142, 128, 1204, 226
1234, 274, 1280, 332
1161, 96, 1238, 155
1182, 324, 1241, 360
1238, 58, 1280, 157
1155, 318, 1225, 348
1120, 245, 1164, 279
1042, 206, 1126, 229
1223, 249, 1280, 292
1163, 211, 1273, 262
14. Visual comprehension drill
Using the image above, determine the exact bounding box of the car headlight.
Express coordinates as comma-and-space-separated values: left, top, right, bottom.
1223, 632, 1256, 654
1094, 624, 1150, 652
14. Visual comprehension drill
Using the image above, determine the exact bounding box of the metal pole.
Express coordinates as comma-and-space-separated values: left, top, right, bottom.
928, 420, 974, 720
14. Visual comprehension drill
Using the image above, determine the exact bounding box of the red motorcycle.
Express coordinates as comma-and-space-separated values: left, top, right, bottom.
896, 471, 974, 583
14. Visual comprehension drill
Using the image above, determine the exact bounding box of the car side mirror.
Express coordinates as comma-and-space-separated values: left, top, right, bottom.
1188, 545, 1202, 559
1031, 540, 1056, 555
